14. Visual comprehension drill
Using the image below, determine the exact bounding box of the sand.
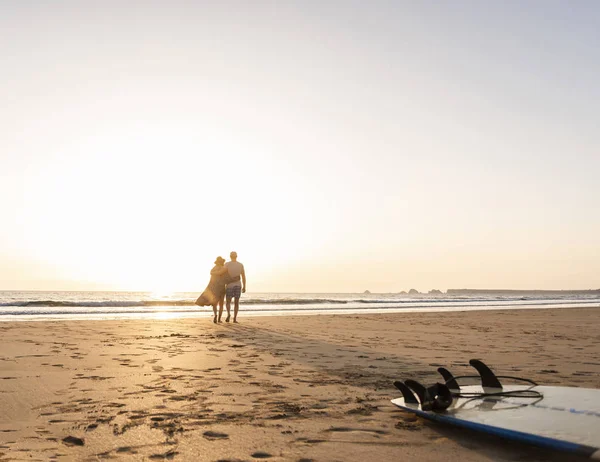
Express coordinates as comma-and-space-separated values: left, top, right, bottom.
0, 307, 599, 461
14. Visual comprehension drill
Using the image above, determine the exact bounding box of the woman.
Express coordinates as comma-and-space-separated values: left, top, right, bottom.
195, 256, 227, 323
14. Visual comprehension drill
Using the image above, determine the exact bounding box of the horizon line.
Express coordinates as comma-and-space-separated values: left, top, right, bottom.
1, 288, 599, 294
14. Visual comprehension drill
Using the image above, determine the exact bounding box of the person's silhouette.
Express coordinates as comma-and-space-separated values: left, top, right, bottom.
224, 251, 246, 323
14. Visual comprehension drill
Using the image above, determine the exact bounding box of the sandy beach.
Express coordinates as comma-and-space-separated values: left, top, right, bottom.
1, 307, 599, 461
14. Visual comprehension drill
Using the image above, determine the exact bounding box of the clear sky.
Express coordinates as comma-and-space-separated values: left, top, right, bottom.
1, 1, 599, 293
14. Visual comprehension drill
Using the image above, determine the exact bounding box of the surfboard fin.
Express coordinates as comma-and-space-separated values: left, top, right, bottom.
437, 367, 460, 391
393, 381, 419, 405
404, 379, 427, 405
426, 383, 453, 411
404, 380, 452, 412
469, 359, 503, 389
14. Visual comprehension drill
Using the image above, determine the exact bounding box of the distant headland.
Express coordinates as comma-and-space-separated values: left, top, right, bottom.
446, 289, 600, 295
363, 289, 600, 295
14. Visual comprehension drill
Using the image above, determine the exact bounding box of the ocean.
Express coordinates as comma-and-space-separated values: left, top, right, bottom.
1, 290, 599, 321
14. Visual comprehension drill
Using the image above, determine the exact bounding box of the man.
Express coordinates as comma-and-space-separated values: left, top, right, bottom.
224, 251, 246, 323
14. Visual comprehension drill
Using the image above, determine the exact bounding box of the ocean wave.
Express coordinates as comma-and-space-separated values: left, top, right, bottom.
0, 298, 348, 307
0, 298, 538, 308
1, 295, 599, 308
1, 300, 599, 317
0, 298, 424, 307
0, 300, 188, 307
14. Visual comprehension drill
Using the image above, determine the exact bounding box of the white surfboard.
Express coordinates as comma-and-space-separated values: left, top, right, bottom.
391, 360, 600, 459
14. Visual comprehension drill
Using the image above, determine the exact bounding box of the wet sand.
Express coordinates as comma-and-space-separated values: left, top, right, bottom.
1, 307, 599, 461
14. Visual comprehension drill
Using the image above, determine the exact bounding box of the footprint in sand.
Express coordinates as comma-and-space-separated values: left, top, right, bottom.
325, 426, 388, 435
395, 419, 422, 431
149, 449, 179, 460
203, 430, 229, 440
62, 436, 85, 446
251, 451, 272, 459
295, 438, 326, 444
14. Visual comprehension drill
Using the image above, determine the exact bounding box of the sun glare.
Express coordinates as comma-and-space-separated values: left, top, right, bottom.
9, 116, 343, 292
13, 122, 324, 291
153, 311, 179, 320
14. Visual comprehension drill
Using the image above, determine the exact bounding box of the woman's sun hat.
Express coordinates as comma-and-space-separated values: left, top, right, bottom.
214, 256, 225, 265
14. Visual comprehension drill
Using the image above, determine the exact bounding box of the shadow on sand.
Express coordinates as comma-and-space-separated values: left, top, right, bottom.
214, 322, 588, 462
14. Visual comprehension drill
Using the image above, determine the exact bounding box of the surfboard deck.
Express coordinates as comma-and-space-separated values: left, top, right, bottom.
392, 383, 600, 459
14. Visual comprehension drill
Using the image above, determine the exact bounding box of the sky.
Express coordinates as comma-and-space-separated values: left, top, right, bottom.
1, 1, 599, 293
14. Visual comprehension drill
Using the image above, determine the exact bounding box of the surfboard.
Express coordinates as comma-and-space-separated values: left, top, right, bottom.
391, 360, 600, 459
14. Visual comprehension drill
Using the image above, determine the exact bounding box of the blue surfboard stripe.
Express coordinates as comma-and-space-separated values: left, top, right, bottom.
406, 406, 598, 458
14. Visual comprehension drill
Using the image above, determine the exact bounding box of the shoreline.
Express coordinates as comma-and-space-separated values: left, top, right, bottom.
1, 302, 599, 322
1, 307, 598, 460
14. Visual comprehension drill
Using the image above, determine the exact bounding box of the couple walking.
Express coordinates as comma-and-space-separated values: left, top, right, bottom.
195, 251, 246, 323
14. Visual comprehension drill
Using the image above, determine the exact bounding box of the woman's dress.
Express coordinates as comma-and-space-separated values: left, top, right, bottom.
195, 269, 226, 307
